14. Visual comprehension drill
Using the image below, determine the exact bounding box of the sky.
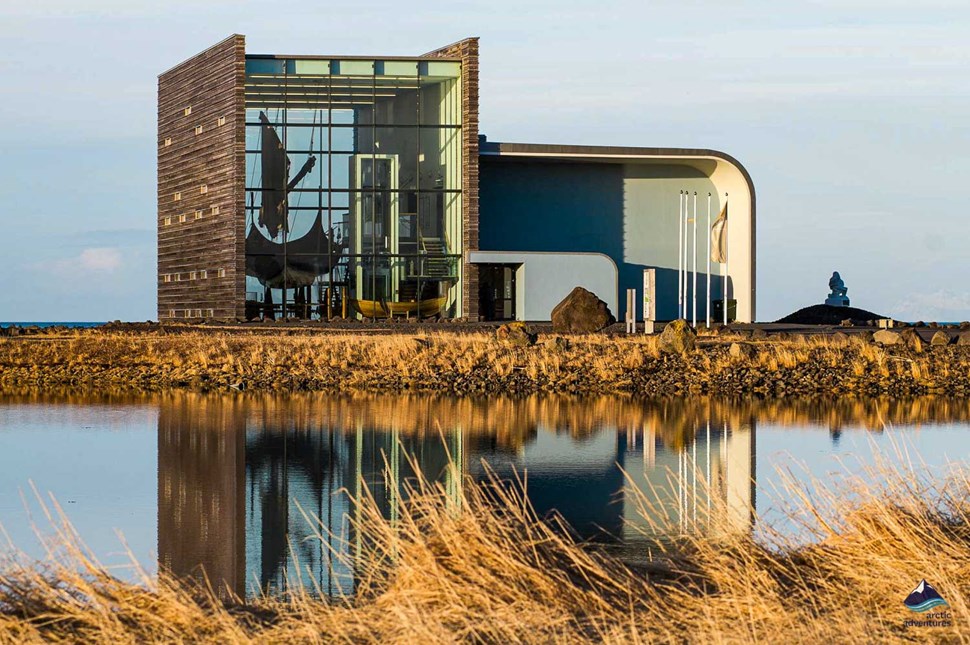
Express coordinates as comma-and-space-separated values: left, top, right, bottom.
1, 0, 968, 322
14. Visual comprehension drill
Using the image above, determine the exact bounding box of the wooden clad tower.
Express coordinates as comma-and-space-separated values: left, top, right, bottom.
157, 35, 246, 321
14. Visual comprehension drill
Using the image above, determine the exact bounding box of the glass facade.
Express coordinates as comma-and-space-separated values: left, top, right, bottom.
243, 56, 463, 320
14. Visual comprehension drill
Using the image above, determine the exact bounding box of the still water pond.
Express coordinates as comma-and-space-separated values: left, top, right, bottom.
1, 393, 968, 597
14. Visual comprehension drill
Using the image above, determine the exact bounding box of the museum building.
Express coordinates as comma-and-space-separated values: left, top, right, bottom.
157, 35, 756, 323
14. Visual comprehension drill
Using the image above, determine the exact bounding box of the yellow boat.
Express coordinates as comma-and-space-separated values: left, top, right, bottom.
351, 296, 448, 319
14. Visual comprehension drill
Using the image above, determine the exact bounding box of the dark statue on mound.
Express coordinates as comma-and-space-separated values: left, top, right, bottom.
825, 271, 850, 307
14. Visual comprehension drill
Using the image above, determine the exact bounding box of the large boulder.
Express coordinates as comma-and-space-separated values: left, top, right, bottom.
495, 321, 536, 346
550, 287, 615, 333
658, 319, 696, 354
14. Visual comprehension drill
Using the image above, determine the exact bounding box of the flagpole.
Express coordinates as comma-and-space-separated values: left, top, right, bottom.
706, 192, 712, 328
678, 191, 683, 319
677, 191, 684, 318
723, 193, 729, 326
683, 190, 689, 318
692, 192, 698, 328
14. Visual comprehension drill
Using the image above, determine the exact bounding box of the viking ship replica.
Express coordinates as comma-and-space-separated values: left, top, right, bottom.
350, 294, 449, 319
246, 112, 344, 319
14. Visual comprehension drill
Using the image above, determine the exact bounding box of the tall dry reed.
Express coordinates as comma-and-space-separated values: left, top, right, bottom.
0, 451, 968, 643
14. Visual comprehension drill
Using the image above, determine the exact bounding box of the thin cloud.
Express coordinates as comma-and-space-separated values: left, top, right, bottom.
892, 290, 970, 321
79, 248, 123, 272
41, 247, 124, 276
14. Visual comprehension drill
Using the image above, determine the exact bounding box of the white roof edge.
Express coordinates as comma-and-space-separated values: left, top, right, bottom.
479, 150, 726, 162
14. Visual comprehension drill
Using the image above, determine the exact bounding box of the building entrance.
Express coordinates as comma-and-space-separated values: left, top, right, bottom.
478, 264, 517, 321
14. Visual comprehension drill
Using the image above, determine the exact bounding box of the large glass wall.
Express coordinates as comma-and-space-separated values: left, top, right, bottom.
244, 57, 463, 320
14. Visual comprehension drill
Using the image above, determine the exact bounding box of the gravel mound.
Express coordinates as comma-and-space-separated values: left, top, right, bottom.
775, 304, 884, 325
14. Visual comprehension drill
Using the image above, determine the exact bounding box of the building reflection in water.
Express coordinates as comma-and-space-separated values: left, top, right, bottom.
618, 416, 755, 544
157, 394, 755, 598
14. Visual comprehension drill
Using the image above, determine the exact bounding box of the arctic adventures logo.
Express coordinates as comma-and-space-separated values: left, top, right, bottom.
903, 580, 951, 629
904, 580, 948, 612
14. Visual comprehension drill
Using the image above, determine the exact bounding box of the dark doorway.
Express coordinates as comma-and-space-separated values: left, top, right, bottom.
478, 264, 517, 321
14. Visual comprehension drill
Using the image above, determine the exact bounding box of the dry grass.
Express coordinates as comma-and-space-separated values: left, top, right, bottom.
3, 328, 970, 396
0, 453, 968, 643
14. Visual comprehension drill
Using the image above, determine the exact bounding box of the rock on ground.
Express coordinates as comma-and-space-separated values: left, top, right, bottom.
543, 336, 569, 351
873, 330, 901, 346
496, 321, 536, 346
550, 287, 616, 333
899, 328, 925, 353
729, 342, 753, 359
658, 319, 696, 354
930, 331, 952, 346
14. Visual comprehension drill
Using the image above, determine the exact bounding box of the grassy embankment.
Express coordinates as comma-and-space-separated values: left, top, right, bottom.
2, 326, 970, 395
0, 458, 967, 643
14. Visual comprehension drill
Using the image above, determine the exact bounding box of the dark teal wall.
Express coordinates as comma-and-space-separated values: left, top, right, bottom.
479, 160, 623, 257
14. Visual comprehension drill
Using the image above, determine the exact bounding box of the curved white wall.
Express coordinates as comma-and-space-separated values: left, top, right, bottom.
708, 157, 755, 323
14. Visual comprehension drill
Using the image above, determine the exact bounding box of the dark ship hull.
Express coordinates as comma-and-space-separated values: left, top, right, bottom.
245, 214, 343, 288
247, 110, 343, 289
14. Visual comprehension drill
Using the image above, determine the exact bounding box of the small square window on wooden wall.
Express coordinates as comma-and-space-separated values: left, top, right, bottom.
183, 106, 192, 116
195, 210, 203, 220
164, 138, 172, 147
194, 125, 203, 135
173, 192, 181, 202
200, 185, 208, 195
217, 268, 226, 278
211, 205, 220, 215
217, 116, 226, 127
